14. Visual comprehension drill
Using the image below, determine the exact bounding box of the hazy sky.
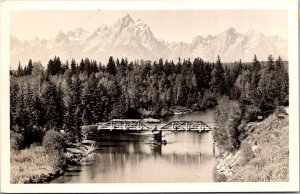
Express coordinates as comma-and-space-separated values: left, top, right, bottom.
11, 10, 288, 42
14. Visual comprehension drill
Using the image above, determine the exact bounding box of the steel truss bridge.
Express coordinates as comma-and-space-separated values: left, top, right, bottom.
97, 119, 212, 132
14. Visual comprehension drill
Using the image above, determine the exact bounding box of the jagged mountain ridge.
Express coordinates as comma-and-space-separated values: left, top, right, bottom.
10, 14, 288, 68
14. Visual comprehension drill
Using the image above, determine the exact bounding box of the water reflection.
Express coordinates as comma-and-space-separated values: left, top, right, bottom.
51, 109, 218, 183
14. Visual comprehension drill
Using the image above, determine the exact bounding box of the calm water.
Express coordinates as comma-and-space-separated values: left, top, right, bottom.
51, 109, 219, 183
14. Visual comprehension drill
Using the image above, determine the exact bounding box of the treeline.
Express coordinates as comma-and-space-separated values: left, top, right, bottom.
10, 54, 288, 147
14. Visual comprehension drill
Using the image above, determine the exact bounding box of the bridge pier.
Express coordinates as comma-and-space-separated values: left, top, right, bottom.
150, 130, 162, 142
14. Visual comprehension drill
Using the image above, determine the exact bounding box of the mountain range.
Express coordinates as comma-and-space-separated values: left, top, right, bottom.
10, 14, 288, 68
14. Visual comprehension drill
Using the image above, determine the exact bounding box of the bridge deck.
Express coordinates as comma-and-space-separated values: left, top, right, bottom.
97, 119, 212, 132
160, 120, 212, 132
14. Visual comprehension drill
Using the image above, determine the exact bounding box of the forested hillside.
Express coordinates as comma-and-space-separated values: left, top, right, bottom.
10, 54, 288, 148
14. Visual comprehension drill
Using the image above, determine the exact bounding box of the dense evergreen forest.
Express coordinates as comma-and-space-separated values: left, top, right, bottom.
10, 55, 288, 151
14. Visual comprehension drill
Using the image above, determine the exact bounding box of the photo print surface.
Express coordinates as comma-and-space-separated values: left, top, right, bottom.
9, 9, 289, 184
2, 1, 298, 192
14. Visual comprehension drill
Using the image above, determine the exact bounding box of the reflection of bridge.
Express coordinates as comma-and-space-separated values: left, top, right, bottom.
97, 119, 212, 132
98, 149, 216, 167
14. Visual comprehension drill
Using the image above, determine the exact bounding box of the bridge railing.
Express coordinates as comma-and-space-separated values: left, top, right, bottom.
97, 119, 152, 131
160, 120, 212, 132
96, 119, 213, 132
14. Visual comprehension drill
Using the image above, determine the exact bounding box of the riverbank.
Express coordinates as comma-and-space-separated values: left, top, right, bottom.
11, 145, 64, 183
10, 142, 96, 183
140, 105, 210, 118
216, 109, 289, 181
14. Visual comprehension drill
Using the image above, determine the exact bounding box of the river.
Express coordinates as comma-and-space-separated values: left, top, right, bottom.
51, 109, 220, 183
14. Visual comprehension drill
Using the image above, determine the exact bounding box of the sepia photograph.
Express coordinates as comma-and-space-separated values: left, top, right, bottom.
0, 0, 299, 193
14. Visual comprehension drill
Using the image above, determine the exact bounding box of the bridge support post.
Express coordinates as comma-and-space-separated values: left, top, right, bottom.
150, 130, 162, 142
186, 122, 188, 131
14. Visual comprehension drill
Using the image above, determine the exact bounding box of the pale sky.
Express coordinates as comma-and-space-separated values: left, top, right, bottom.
11, 10, 288, 42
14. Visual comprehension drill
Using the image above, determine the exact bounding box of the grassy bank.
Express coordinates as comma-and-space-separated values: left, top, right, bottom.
11, 145, 64, 183
216, 110, 289, 181
11, 129, 68, 183
11, 142, 97, 183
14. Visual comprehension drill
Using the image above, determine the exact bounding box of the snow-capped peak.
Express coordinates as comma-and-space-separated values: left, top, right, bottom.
10, 14, 288, 69
67, 27, 89, 41
55, 31, 69, 44
226, 27, 237, 34
116, 14, 134, 28
246, 29, 264, 37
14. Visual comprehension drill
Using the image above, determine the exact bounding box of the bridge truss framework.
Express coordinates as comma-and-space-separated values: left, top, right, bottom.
97, 119, 212, 132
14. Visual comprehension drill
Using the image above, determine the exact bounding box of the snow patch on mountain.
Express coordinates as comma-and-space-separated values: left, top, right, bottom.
10, 14, 288, 68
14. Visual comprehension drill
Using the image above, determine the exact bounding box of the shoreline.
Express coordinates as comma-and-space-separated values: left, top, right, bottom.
10, 145, 94, 184
140, 105, 212, 119
215, 151, 235, 181
26, 169, 65, 184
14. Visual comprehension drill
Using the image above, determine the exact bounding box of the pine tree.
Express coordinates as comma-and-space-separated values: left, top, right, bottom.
275, 56, 283, 71
64, 81, 75, 136
67, 74, 83, 140
74, 107, 82, 141
84, 58, 91, 76
79, 59, 85, 73
91, 60, 98, 74
210, 55, 225, 95
257, 70, 278, 114
54, 56, 62, 75
267, 55, 275, 72
44, 80, 60, 129
56, 83, 65, 128
82, 105, 92, 125
32, 89, 45, 127
10, 83, 20, 128
82, 73, 98, 121
24, 83, 34, 127
274, 56, 288, 105
165, 86, 174, 108
252, 55, 261, 73
65, 60, 69, 70
248, 56, 261, 106
192, 58, 204, 92
94, 84, 109, 122
175, 75, 188, 106
116, 58, 120, 68
64, 104, 75, 133
47, 59, 55, 76
71, 59, 77, 75
107, 56, 117, 76
27, 59, 33, 75
15, 86, 28, 129
17, 61, 23, 77
71, 74, 82, 107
